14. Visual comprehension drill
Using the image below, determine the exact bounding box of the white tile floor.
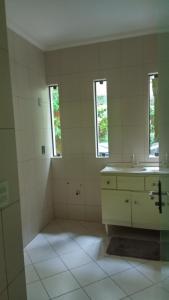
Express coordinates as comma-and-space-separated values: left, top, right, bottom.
24, 219, 169, 300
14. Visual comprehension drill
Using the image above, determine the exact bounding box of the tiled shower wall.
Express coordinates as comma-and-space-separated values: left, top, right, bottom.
45, 34, 158, 222
7, 30, 54, 246
0, 0, 27, 299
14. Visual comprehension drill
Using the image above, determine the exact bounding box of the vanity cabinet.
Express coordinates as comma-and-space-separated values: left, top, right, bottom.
100, 172, 168, 232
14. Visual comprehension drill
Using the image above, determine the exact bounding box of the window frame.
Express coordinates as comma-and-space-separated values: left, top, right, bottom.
148, 72, 159, 159
49, 84, 62, 158
93, 79, 109, 158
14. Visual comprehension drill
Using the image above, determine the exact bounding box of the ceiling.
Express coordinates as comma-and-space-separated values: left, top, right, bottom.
5, 0, 169, 51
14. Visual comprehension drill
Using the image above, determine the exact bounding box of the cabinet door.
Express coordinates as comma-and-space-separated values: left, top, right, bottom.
101, 190, 131, 226
132, 192, 160, 230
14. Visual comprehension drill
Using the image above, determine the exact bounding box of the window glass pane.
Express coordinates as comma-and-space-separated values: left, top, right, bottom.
149, 73, 159, 157
94, 80, 109, 157
49, 85, 62, 157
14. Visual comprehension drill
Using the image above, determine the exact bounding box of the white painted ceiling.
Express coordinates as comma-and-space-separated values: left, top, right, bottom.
5, 0, 169, 50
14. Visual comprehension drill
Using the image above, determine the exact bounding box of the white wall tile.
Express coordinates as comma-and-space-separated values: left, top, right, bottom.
68, 180, 85, 205
55, 203, 68, 219
84, 179, 101, 205
45, 50, 63, 76
8, 271, 27, 300
0, 0, 7, 50
13, 32, 31, 66
0, 290, 8, 300
99, 40, 122, 69
61, 47, 81, 74
0, 212, 7, 294
121, 67, 143, 97
0, 5, 27, 300
158, 33, 169, 62
121, 97, 147, 126
0, 50, 14, 128
108, 99, 122, 126
122, 126, 145, 158
9, 62, 18, 97
51, 158, 65, 180
81, 127, 95, 155
61, 101, 83, 129
62, 128, 83, 155
109, 126, 123, 156
121, 37, 143, 67
0, 130, 19, 206
15, 64, 31, 99
80, 73, 98, 102
107, 68, 122, 98
85, 205, 101, 222
7, 29, 15, 61
60, 75, 82, 102
81, 100, 95, 128
67, 204, 85, 221
143, 34, 158, 64
79, 44, 99, 72
47, 34, 158, 221
2, 202, 24, 283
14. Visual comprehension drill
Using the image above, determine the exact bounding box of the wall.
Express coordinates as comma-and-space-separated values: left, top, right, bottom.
159, 33, 169, 164
7, 30, 54, 246
45, 34, 158, 222
0, 0, 27, 299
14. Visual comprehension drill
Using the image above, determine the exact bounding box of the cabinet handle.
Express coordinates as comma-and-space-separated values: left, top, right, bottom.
106, 181, 110, 185
152, 182, 157, 186
125, 199, 129, 203
134, 200, 138, 204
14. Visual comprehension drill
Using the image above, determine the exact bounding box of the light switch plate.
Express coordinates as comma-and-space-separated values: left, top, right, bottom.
0, 181, 9, 208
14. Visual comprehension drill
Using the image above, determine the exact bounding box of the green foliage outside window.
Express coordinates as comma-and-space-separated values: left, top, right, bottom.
149, 74, 159, 156
52, 87, 62, 155
150, 102, 155, 145
97, 95, 108, 143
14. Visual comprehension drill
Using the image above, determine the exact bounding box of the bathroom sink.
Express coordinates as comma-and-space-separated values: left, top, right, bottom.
101, 164, 162, 174
140, 166, 159, 172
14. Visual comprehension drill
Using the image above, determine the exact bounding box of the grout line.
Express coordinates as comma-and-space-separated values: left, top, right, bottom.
121, 281, 164, 298
0, 209, 10, 299
25, 222, 103, 298
0, 128, 15, 130
0, 199, 20, 212
50, 288, 87, 300
45, 235, 93, 298
24, 222, 130, 297
24, 219, 169, 299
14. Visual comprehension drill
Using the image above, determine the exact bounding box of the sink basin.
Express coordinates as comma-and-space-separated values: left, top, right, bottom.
140, 166, 159, 172
101, 164, 169, 175
102, 164, 160, 174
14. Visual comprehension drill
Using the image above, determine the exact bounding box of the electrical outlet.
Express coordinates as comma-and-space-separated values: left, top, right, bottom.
0, 181, 9, 208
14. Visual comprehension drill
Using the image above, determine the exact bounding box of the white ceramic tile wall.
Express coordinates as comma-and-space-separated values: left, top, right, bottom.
7, 29, 54, 246
45, 34, 158, 221
0, 1, 27, 299
159, 33, 169, 166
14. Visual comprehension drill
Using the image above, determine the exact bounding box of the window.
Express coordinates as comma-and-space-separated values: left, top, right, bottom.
49, 85, 62, 157
94, 79, 109, 157
149, 73, 159, 157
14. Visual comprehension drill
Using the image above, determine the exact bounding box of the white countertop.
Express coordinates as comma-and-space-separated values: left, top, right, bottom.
100, 165, 169, 175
